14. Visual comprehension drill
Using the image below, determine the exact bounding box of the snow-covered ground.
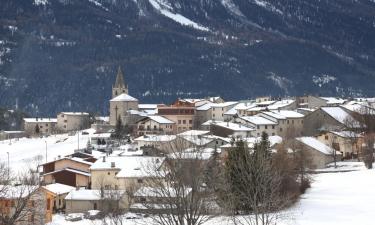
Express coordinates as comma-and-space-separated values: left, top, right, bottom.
48, 162, 375, 225
0, 129, 96, 174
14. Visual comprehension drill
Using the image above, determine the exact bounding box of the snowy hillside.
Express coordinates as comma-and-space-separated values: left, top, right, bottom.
0, 129, 95, 174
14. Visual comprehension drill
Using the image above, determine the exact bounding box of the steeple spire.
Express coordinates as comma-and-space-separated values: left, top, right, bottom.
112, 65, 129, 98
114, 66, 125, 88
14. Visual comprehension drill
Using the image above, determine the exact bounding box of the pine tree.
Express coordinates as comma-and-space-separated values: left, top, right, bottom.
115, 116, 123, 139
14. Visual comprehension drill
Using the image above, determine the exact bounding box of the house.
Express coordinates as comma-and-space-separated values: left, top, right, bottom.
41, 156, 93, 187
0, 186, 55, 225
42, 183, 76, 212
23, 118, 57, 135
65, 189, 127, 214
176, 130, 229, 149
237, 116, 277, 137
296, 137, 342, 169
307, 96, 347, 108
134, 135, 177, 153
90, 156, 165, 191
130, 186, 192, 214
157, 102, 195, 133
303, 107, 360, 136
136, 116, 175, 136
260, 110, 304, 138
209, 121, 254, 139
316, 131, 363, 159
195, 102, 237, 124
0, 130, 26, 141
57, 112, 90, 132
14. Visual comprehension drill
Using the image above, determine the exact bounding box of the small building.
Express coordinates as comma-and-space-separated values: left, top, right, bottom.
237, 116, 277, 137
23, 118, 57, 135
0, 130, 26, 140
209, 121, 254, 139
41, 157, 93, 187
316, 131, 363, 159
57, 112, 91, 132
90, 156, 165, 191
157, 102, 195, 133
65, 189, 127, 214
0, 186, 55, 225
260, 110, 304, 138
303, 107, 360, 136
136, 116, 175, 136
42, 183, 76, 212
296, 137, 342, 169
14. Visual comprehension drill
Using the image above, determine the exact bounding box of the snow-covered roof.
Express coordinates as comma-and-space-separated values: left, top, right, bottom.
329, 131, 363, 138
256, 100, 276, 106
321, 97, 346, 105
296, 137, 341, 155
43, 156, 93, 166
59, 112, 89, 116
65, 189, 126, 201
167, 147, 217, 160
138, 104, 158, 109
43, 168, 91, 177
90, 156, 165, 178
196, 103, 213, 111
147, 116, 175, 124
0, 185, 39, 199
321, 107, 359, 126
267, 99, 295, 110
272, 110, 304, 118
91, 133, 112, 139
134, 186, 192, 198
221, 135, 282, 148
23, 118, 57, 123
178, 130, 210, 136
110, 93, 138, 102
211, 101, 238, 108
240, 116, 277, 125
43, 183, 75, 195
211, 121, 254, 131
134, 135, 177, 142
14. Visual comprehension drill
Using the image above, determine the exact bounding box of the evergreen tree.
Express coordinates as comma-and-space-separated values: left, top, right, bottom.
115, 116, 123, 139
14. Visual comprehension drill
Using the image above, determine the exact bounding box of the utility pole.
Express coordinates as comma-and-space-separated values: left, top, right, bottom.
45, 140, 48, 163
7, 152, 9, 179
77, 130, 80, 152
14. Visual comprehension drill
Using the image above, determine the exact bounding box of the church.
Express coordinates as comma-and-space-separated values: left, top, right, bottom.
109, 67, 139, 126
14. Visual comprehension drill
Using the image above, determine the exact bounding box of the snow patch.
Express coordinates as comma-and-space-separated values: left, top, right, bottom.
312, 74, 337, 87
267, 72, 293, 94
253, 0, 283, 15
34, 0, 48, 6
148, 0, 210, 31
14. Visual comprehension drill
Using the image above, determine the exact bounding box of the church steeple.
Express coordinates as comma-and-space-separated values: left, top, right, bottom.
112, 66, 128, 98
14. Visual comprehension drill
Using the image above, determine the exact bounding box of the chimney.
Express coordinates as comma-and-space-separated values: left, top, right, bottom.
111, 162, 115, 168
102, 156, 106, 162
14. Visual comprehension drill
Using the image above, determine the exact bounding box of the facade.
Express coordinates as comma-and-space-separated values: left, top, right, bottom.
23, 118, 57, 135
41, 157, 93, 187
109, 94, 139, 126
317, 131, 363, 159
237, 116, 278, 137
0, 186, 55, 225
158, 104, 195, 133
57, 112, 90, 132
136, 116, 175, 136
0, 131, 26, 140
210, 121, 254, 138
260, 110, 304, 138
296, 137, 342, 169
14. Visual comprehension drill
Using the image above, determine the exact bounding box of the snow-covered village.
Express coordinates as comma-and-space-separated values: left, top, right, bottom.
1, 67, 375, 225
2, 1, 375, 225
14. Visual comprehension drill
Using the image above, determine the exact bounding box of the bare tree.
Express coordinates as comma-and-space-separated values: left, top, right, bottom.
0, 161, 46, 225
138, 138, 219, 225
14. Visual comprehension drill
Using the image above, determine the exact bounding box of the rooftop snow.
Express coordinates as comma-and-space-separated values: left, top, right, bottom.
134, 135, 176, 142
178, 130, 210, 136
212, 121, 254, 131
43, 183, 75, 195
110, 93, 138, 102
65, 189, 126, 201
321, 107, 359, 126
240, 116, 277, 125
297, 137, 341, 155
321, 97, 346, 105
147, 115, 175, 124
23, 118, 57, 123
60, 112, 89, 116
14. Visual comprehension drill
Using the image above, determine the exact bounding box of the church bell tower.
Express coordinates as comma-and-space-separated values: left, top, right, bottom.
112, 66, 128, 98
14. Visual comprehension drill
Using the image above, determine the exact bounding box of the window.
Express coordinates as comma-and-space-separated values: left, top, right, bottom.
257, 133, 260, 137
140, 197, 146, 202
183, 120, 186, 124
137, 179, 143, 183
178, 120, 181, 124
272, 125, 275, 129
213, 108, 215, 111
280, 128, 283, 132
213, 114, 215, 117
265, 125, 268, 129
325, 135, 328, 140
189, 120, 192, 124
46, 123, 48, 127
107, 172, 111, 175
301, 120, 304, 124
257, 125, 260, 129
272, 133, 275, 136
292, 120, 294, 124
287, 120, 290, 124
64, 120, 67, 123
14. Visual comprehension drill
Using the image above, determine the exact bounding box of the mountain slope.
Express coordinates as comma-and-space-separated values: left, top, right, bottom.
1, 0, 375, 115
